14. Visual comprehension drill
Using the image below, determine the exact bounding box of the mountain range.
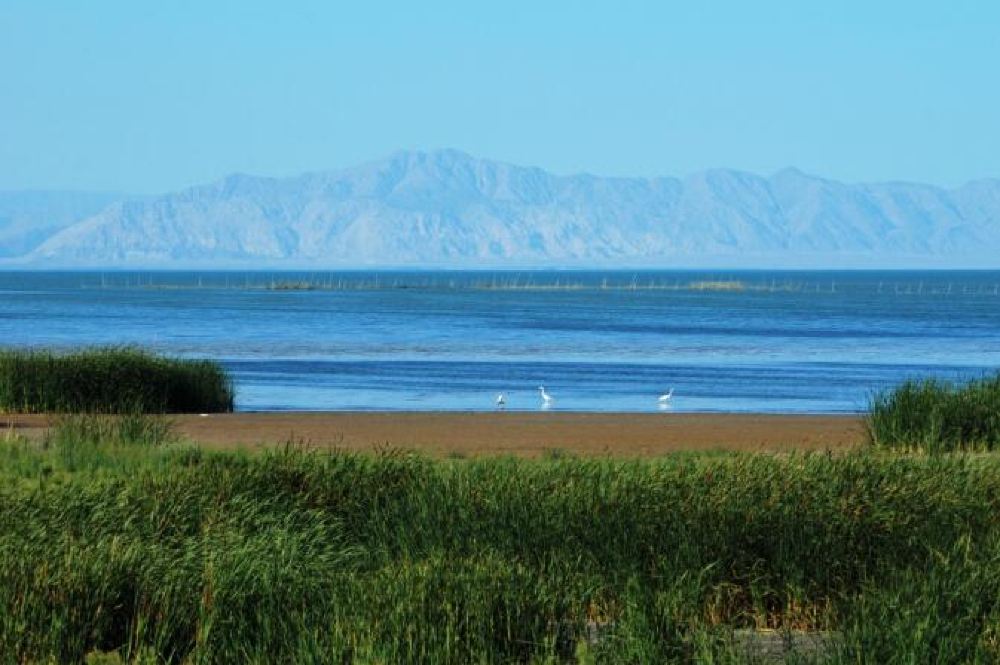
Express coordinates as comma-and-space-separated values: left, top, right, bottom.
5, 150, 1000, 268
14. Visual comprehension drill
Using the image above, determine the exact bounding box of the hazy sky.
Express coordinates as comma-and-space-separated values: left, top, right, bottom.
2, 1, 997, 193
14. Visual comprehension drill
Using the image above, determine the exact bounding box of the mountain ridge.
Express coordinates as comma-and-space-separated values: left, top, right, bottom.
9, 150, 1000, 268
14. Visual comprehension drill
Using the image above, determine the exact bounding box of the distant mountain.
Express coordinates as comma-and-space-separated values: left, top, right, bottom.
14, 150, 1000, 267
0, 190, 123, 258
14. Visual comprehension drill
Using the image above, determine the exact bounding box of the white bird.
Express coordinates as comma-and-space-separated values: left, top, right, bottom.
538, 386, 554, 404
657, 388, 674, 403
495, 392, 506, 408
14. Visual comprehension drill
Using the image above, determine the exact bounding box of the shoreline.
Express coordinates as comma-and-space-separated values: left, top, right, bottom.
4, 411, 866, 457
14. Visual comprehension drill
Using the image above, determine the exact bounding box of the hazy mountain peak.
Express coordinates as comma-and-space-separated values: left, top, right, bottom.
386, 147, 479, 166
770, 166, 820, 183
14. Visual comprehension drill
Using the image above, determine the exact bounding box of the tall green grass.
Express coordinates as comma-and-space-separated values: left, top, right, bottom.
867, 373, 1000, 451
4, 424, 1000, 662
0, 347, 233, 414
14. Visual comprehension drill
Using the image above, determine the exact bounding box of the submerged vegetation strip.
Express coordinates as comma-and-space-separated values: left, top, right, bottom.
3, 415, 1000, 662
0, 347, 234, 414
71, 271, 1000, 297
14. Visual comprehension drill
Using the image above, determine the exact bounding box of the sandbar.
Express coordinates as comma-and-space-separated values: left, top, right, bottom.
4, 412, 866, 457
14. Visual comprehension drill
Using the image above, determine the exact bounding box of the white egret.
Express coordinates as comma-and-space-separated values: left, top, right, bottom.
657, 388, 674, 403
495, 392, 506, 409
538, 386, 554, 405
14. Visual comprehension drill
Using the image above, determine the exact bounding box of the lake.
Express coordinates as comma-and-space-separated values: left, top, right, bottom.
3, 270, 999, 413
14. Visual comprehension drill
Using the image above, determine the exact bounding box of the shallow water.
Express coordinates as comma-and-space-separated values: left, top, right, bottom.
2, 270, 999, 413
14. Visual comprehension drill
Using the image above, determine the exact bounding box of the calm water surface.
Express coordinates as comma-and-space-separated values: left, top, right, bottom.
2, 270, 999, 413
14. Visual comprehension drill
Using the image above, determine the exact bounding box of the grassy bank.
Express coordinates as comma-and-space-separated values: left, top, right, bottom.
867, 373, 1000, 452
0, 347, 233, 414
3, 418, 1000, 662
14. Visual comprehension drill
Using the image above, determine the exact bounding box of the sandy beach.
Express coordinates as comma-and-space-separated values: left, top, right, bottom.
4, 412, 866, 457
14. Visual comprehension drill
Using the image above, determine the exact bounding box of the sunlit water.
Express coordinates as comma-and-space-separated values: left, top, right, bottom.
3, 270, 999, 413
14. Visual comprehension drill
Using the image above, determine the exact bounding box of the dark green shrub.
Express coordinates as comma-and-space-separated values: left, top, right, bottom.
867, 374, 1000, 451
0, 347, 233, 414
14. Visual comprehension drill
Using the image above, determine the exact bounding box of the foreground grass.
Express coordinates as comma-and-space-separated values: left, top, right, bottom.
0, 347, 234, 414
3, 418, 1000, 662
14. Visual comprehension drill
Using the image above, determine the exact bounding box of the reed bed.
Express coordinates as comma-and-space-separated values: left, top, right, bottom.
867, 373, 1000, 452
3, 417, 1000, 662
0, 347, 233, 414
79, 271, 1000, 298
87, 273, 850, 294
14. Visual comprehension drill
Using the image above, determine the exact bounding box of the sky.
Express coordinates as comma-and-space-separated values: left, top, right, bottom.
1, 0, 998, 194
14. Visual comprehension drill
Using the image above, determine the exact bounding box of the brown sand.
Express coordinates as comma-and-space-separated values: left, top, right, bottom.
3, 412, 866, 457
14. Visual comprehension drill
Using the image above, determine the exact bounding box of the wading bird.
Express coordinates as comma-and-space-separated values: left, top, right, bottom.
495, 392, 506, 409
658, 388, 674, 403
538, 386, 554, 406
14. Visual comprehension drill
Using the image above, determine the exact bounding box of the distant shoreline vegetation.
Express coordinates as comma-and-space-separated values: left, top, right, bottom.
3, 269, 991, 298
0, 347, 233, 414
262, 277, 761, 292
35, 271, 1000, 296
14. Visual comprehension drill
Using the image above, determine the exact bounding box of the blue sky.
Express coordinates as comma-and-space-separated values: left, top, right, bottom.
1, 0, 997, 193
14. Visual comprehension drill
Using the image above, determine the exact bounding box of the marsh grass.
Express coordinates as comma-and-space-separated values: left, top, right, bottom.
0, 414, 182, 482
3, 420, 1000, 662
47, 412, 178, 448
0, 347, 234, 414
867, 373, 1000, 452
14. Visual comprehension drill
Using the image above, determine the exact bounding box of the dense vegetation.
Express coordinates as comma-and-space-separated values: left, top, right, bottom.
3, 417, 1000, 663
0, 347, 233, 414
867, 373, 1000, 452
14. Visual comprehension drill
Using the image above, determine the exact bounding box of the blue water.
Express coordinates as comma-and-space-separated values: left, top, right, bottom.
2, 270, 999, 413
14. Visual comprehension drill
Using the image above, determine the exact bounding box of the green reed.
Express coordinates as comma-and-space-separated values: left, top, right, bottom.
3, 422, 1000, 663
0, 347, 233, 414
867, 373, 1000, 452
